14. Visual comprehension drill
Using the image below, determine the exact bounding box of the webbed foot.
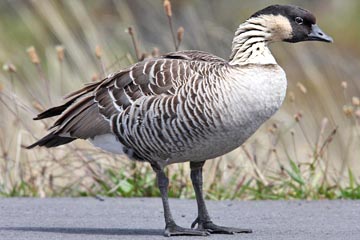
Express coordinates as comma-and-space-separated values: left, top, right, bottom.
164, 221, 210, 237
191, 217, 252, 234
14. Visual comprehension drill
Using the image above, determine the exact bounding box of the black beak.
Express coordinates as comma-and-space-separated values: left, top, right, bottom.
307, 24, 333, 43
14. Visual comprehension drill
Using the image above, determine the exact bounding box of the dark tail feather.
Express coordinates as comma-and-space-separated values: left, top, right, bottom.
34, 100, 76, 120
34, 79, 103, 120
26, 132, 75, 149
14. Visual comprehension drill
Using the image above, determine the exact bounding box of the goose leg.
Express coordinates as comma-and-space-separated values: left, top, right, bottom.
154, 168, 209, 237
190, 161, 252, 234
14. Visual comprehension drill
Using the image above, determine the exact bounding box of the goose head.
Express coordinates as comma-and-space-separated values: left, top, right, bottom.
229, 5, 332, 64
249, 4, 333, 43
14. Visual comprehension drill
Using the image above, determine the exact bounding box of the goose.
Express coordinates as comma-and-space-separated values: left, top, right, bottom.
27, 4, 332, 237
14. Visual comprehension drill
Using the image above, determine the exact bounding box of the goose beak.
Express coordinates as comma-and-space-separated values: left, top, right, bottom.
307, 24, 333, 43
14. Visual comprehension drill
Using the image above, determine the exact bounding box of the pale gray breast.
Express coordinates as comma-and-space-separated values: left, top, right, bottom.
168, 64, 287, 164
217, 64, 287, 147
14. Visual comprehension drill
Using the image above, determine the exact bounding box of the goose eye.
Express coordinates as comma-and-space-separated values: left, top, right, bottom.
295, 17, 304, 25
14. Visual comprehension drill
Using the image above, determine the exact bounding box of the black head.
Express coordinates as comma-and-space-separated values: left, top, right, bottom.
251, 5, 333, 43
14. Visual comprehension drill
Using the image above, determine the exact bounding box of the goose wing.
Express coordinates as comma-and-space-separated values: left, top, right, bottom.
27, 51, 226, 148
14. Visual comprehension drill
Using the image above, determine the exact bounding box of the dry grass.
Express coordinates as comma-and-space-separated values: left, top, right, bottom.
0, 0, 360, 199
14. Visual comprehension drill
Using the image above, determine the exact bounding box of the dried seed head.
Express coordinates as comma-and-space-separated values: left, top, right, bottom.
296, 82, 307, 94
27, 46, 40, 64
2, 63, 17, 73
267, 126, 275, 134
352, 96, 360, 106
151, 47, 160, 57
331, 127, 337, 136
177, 26, 184, 43
127, 26, 134, 36
32, 101, 44, 112
9, 64, 16, 73
227, 164, 234, 169
163, 0, 172, 17
288, 91, 295, 102
290, 130, 295, 136
56, 45, 65, 62
266, 123, 278, 133
326, 127, 337, 144
294, 112, 303, 122
91, 73, 99, 82
140, 52, 151, 61
95, 45, 102, 59
343, 105, 353, 117
341, 81, 347, 89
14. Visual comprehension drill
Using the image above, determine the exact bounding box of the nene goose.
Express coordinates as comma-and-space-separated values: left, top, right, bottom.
28, 4, 332, 236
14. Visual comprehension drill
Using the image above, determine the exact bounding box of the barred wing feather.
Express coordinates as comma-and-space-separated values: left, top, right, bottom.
27, 51, 226, 152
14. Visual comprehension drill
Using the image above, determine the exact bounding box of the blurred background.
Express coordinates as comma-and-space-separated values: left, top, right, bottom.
0, 0, 359, 199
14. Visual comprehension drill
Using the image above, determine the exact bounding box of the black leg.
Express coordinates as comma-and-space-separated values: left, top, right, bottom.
190, 161, 252, 234
153, 167, 209, 237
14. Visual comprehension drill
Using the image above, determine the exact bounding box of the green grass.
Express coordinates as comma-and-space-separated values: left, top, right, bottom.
0, 1, 360, 200
2, 165, 360, 200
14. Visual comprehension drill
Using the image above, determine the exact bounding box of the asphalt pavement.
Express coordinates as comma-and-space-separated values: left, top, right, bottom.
0, 198, 359, 240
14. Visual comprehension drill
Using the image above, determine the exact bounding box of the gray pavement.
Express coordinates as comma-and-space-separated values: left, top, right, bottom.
0, 198, 359, 240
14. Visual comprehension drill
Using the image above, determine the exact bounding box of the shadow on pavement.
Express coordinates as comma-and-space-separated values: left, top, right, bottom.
0, 227, 163, 236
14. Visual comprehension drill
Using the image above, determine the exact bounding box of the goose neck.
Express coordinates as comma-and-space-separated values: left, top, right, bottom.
229, 19, 277, 65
